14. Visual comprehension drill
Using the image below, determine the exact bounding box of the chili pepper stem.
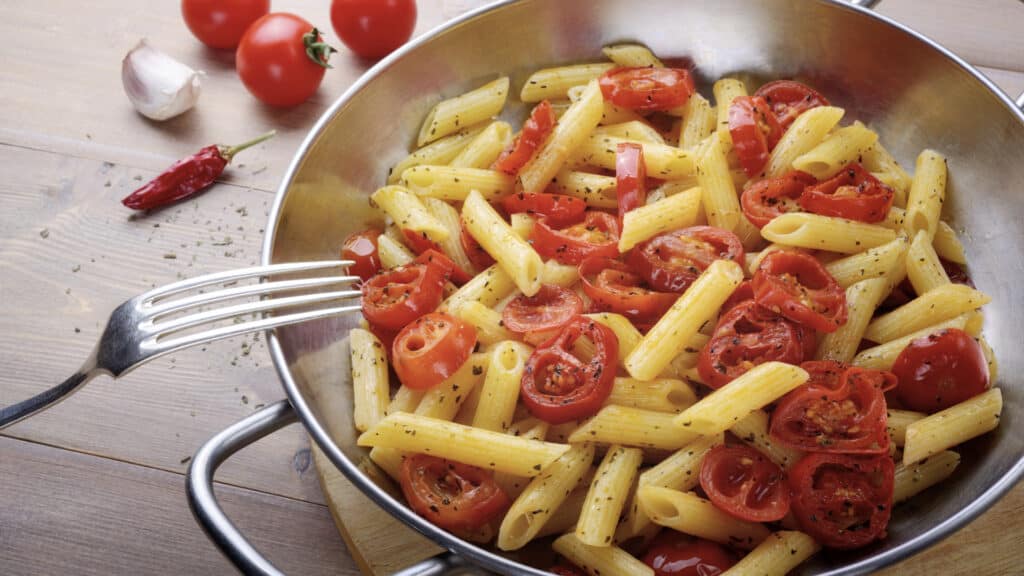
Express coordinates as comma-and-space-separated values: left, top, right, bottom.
219, 130, 277, 162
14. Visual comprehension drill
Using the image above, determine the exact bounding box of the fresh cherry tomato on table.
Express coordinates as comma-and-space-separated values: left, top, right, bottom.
392, 312, 476, 390
697, 300, 812, 389
521, 315, 618, 424
754, 80, 831, 129
699, 444, 790, 522
642, 532, 736, 576
628, 226, 745, 293
330, 0, 417, 60
501, 191, 586, 227
237, 13, 336, 107
181, 0, 270, 50
599, 67, 696, 111
531, 211, 620, 265
616, 142, 647, 220
891, 328, 989, 413
399, 454, 509, 532
729, 96, 783, 177
341, 228, 382, 282
788, 452, 894, 549
579, 257, 677, 325
799, 163, 894, 223
752, 251, 847, 333
502, 284, 583, 333
360, 259, 448, 330
740, 171, 817, 228
771, 362, 896, 454
494, 100, 556, 176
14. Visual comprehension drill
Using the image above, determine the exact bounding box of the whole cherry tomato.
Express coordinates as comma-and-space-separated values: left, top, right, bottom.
599, 67, 696, 111
502, 284, 583, 333
799, 163, 894, 223
330, 0, 417, 60
628, 226, 745, 293
341, 228, 382, 282
642, 532, 736, 576
531, 211, 620, 265
729, 96, 783, 177
754, 80, 831, 129
741, 171, 817, 228
237, 13, 336, 107
360, 260, 448, 330
399, 454, 509, 532
392, 312, 476, 390
891, 328, 989, 413
752, 251, 847, 333
181, 0, 270, 50
700, 444, 790, 522
494, 100, 556, 176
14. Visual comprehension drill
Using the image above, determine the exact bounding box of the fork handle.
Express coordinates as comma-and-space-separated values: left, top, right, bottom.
0, 368, 97, 429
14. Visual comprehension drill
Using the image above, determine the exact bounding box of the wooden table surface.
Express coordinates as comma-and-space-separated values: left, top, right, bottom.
1, 1, 1022, 574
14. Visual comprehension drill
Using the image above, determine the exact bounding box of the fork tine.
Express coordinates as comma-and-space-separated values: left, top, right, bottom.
146, 275, 360, 317
141, 260, 354, 302
146, 289, 362, 336
147, 303, 363, 355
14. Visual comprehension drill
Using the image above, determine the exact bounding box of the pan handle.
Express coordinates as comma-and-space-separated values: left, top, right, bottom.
187, 400, 297, 576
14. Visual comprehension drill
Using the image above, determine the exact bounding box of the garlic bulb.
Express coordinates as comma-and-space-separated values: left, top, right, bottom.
122, 39, 202, 121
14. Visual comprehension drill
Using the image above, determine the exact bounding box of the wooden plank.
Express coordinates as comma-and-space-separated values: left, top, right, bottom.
0, 436, 356, 576
0, 144, 325, 505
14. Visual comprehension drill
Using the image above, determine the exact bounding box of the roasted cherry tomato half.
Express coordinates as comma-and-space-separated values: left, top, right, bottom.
891, 328, 990, 413
501, 192, 586, 227
521, 315, 618, 424
399, 454, 509, 532
411, 248, 472, 286
720, 279, 755, 315
598, 67, 696, 111
771, 364, 896, 454
579, 256, 678, 325
699, 444, 790, 522
494, 100, 557, 176
361, 261, 448, 330
237, 13, 334, 107
367, 321, 399, 355
642, 532, 736, 576
549, 563, 588, 576
330, 0, 417, 60
941, 258, 973, 287
799, 163, 894, 223
181, 0, 270, 50
341, 228, 382, 282
616, 142, 647, 221
628, 226, 745, 293
502, 284, 583, 333
741, 171, 818, 228
753, 251, 847, 333
729, 96, 784, 177
532, 211, 620, 265
460, 219, 495, 271
392, 312, 477, 390
402, 228, 443, 254
697, 300, 812, 389
788, 453, 894, 550
754, 80, 831, 129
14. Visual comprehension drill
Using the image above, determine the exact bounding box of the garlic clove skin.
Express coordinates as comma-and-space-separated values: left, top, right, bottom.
122, 39, 202, 121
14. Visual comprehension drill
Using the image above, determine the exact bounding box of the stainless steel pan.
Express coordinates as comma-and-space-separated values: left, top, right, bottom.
186, 0, 1024, 574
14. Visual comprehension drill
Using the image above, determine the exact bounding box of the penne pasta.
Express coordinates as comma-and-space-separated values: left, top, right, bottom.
906, 229, 951, 294
679, 93, 717, 149
904, 149, 947, 240
472, 341, 532, 432
791, 121, 878, 180
418, 77, 509, 146
576, 445, 643, 546
605, 377, 697, 414
572, 134, 697, 180
402, 165, 515, 202
816, 278, 890, 363
440, 263, 518, 314
760, 212, 897, 254
862, 141, 912, 208
697, 134, 743, 231
388, 125, 485, 183
568, 406, 699, 451
887, 409, 926, 446
602, 44, 663, 68
552, 533, 655, 576
371, 185, 449, 242
550, 168, 618, 209
455, 300, 515, 345
462, 190, 544, 296
414, 353, 488, 420
765, 106, 845, 178
349, 328, 390, 432
731, 410, 804, 469
824, 236, 908, 288
593, 120, 665, 145
713, 78, 748, 148
863, 284, 990, 343
639, 487, 770, 549
852, 315, 969, 370
618, 186, 703, 251
450, 120, 513, 169
422, 197, 476, 273
893, 450, 961, 503
933, 220, 967, 264
722, 531, 820, 576
521, 63, 616, 102
903, 388, 1002, 465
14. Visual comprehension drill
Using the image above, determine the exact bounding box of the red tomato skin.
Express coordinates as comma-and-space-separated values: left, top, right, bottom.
799, 163, 894, 223
788, 453, 894, 550
494, 101, 556, 176
720, 280, 755, 315
237, 13, 328, 107
399, 454, 509, 532
753, 251, 847, 333
754, 80, 830, 129
502, 284, 583, 333
891, 328, 990, 413
642, 534, 736, 576
578, 257, 677, 325
697, 301, 811, 389
616, 143, 647, 221
412, 248, 472, 286
628, 226, 746, 293
361, 262, 448, 330
501, 192, 586, 227
341, 228, 382, 282
402, 228, 443, 255
531, 211, 620, 265
392, 312, 477, 390
330, 0, 417, 60
729, 96, 783, 177
521, 316, 618, 424
459, 220, 495, 271
181, 0, 270, 49
599, 67, 696, 111
741, 171, 818, 228
699, 444, 790, 522
549, 564, 588, 576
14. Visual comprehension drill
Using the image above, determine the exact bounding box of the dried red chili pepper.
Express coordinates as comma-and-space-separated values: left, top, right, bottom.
121, 130, 275, 210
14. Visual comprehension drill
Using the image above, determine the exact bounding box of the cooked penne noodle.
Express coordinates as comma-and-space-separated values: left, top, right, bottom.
472, 341, 532, 432
862, 141, 912, 208
722, 531, 821, 576
618, 186, 703, 251
418, 77, 509, 146
605, 377, 697, 413
509, 212, 535, 240
585, 312, 643, 367
371, 185, 449, 242
542, 259, 581, 287
760, 212, 897, 254
376, 233, 415, 269
626, 260, 744, 381
639, 487, 770, 549
521, 63, 615, 102
673, 362, 809, 435
576, 445, 643, 546
552, 533, 655, 576
903, 388, 1002, 465
697, 134, 742, 231
824, 236, 909, 288
535, 488, 589, 539
387, 385, 425, 416
572, 134, 697, 180
414, 353, 488, 420
450, 120, 513, 169
602, 44, 663, 68
349, 328, 390, 432
679, 93, 716, 149
423, 197, 476, 273
863, 284, 990, 343
369, 446, 405, 482
462, 190, 544, 296
731, 410, 804, 469
402, 165, 514, 202
550, 169, 618, 209
568, 406, 699, 451
455, 300, 515, 345
594, 120, 665, 144
713, 78, 748, 148
887, 409, 926, 446
893, 450, 961, 504
904, 149, 947, 240
980, 336, 998, 382
388, 126, 486, 183
567, 84, 643, 126
440, 263, 517, 314
764, 106, 845, 178
792, 121, 879, 180
817, 278, 890, 363
357, 412, 571, 477
933, 220, 967, 264
852, 315, 970, 370
906, 229, 951, 293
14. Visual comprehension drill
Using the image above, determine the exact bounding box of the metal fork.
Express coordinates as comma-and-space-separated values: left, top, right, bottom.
0, 260, 360, 429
